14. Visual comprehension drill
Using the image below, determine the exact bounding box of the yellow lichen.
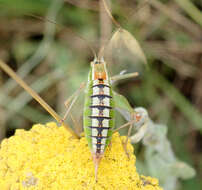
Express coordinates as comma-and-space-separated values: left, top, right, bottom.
0, 122, 163, 190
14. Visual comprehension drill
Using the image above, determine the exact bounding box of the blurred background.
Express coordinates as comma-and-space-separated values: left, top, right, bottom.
0, 0, 201, 189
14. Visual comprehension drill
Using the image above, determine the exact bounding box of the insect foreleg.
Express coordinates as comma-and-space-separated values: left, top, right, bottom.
113, 91, 148, 157
113, 119, 137, 133
110, 72, 139, 84
123, 113, 135, 158
113, 111, 144, 158
62, 82, 86, 122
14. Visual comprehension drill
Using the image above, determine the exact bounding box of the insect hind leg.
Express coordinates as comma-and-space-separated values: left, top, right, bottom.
62, 82, 85, 122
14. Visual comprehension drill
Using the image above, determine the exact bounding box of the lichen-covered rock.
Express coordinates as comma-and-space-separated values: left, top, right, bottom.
0, 122, 163, 190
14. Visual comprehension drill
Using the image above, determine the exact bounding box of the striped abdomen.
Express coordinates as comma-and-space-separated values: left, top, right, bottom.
84, 79, 114, 154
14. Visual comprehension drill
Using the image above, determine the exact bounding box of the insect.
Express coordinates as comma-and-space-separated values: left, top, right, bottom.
81, 55, 147, 180
0, 0, 148, 181
58, 52, 145, 180
83, 57, 115, 178
0, 56, 147, 181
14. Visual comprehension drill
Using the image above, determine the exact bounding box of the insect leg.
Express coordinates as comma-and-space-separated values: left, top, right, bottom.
114, 113, 137, 158
113, 119, 137, 133
62, 82, 86, 122
0, 60, 79, 138
110, 72, 139, 84
69, 113, 82, 137
123, 113, 136, 158
113, 109, 148, 158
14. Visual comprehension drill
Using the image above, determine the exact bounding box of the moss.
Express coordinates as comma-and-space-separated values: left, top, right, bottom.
0, 122, 163, 190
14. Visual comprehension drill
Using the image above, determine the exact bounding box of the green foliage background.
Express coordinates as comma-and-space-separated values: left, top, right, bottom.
0, 0, 202, 189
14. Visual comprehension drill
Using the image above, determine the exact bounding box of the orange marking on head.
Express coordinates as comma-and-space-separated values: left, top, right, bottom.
94, 71, 107, 80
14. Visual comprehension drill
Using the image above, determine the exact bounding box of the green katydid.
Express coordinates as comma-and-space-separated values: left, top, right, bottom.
0, 54, 147, 181
0, 0, 149, 181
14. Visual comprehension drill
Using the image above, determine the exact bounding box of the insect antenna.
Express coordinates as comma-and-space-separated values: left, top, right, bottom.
102, 0, 149, 29
101, 0, 121, 29
25, 13, 98, 59
98, 0, 148, 65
